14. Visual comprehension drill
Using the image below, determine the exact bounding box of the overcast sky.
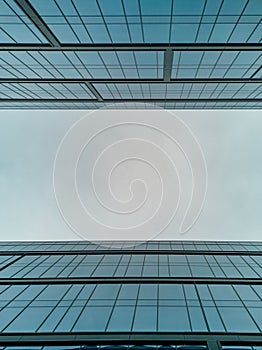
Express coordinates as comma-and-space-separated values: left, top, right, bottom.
0, 109, 261, 242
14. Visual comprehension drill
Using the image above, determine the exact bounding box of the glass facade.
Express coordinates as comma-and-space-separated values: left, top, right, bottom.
0, 0, 261, 109
0, 282, 261, 333
0, 240, 261, 349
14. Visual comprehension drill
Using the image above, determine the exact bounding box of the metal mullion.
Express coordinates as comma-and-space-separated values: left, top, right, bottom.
0, 55, 28, 78
222, 51, 242, 79
57, 255, 80, 278
18, 255, 53, 278
0, 90, 14, 99
104, 282, 122, 331
38, 51, 65, 78
182, 283, 193, 331
1, 283, 49, 332
226, 0, 250, 43
195, 0, 208, 42
13, 0, 60, 46
95, 0, 114, 44
139, 82, 145, 100
4, 0, 46, 44
35, 82, 60, 99
0, 255, 23, 272
5, 255, 39, 278
206, 0, 225, 43
35, 284, 74, 332
216, 82, 232, 99
69, 0, 93, 43
133, 51, 140, 79
123, 254, 132, 277
207, 284, 227, 332
74, 51, 94, 78
200, 81, 210, 99
207, 51, 224, 79
0, 25, 18, 43
194, 51, 205, 78
53, 283, 86, 332
180, 82, 186, 99
246, 18, 262, 43
210, 255, 226, 278
89, 254, 107, 277
226, 255, 246, 278
84, 82, 103, 101
168, 0, 174, 43
250, 61, 262, 79
112, 82, 124, 100
38, 254, 66, 278
111, 253, 124, 277
121, 0, 132, 44
59, 82, 79, 99
130, 282, 140, 332
26, 51, 57, 79
175, 51, 181, 79
17, 82, 46, 99
187, 82, 196, 99
69, 283, 98, 332
0, 83, 30, 99
247, 86, 262, 99
231, 82, 249, 99
250, 284, 262, 301
114, 50, 128, 80
232, 285, 261, 331
140, 250, 147, 277
193, 282, 211, 332
163, 49, 174, 82
68, 254, 87, 277
97, 51, 113, 79
125, 82, 133, 99
204, 255, 216, 278
53, 0, 81, 44
137, 0, 145, 43
240, 255, 262, 278
156, 283, 159, 332
10, 51, 43, 79
210, 82, 222, 99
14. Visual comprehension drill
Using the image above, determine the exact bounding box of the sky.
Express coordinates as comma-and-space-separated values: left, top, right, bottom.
0, 108, 262, 242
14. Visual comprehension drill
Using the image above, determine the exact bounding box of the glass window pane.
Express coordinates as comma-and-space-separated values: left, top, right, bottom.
158, 306, 190, 331
132, 306, 157, 331
107, 306, 135, 331
73, 306, 112, 331
219, 307, 259, 332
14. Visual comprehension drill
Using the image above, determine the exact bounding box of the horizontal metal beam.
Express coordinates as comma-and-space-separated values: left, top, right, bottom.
0, 332, 261, 346
0, 256, 22, 272
0, 78, 262, 84
0, 277, 261, 285
0, 43, 262, 51
0, 249, 261, 256
164, 48, 174, 81
13, 0, 60, 47
84, 82, 103, 101
0, 98, 261, 103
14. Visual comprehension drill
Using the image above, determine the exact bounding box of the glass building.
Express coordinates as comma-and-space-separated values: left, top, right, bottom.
1, 0, 262, 349
0, 0, 261, 109
0, 240, 261, 349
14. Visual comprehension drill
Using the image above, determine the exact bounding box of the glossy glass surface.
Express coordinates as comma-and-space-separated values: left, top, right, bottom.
0, 283, 261, 333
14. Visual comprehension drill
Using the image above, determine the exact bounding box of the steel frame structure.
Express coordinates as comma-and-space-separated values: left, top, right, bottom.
0, 0, 260, 107
0, 332, 261, 348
